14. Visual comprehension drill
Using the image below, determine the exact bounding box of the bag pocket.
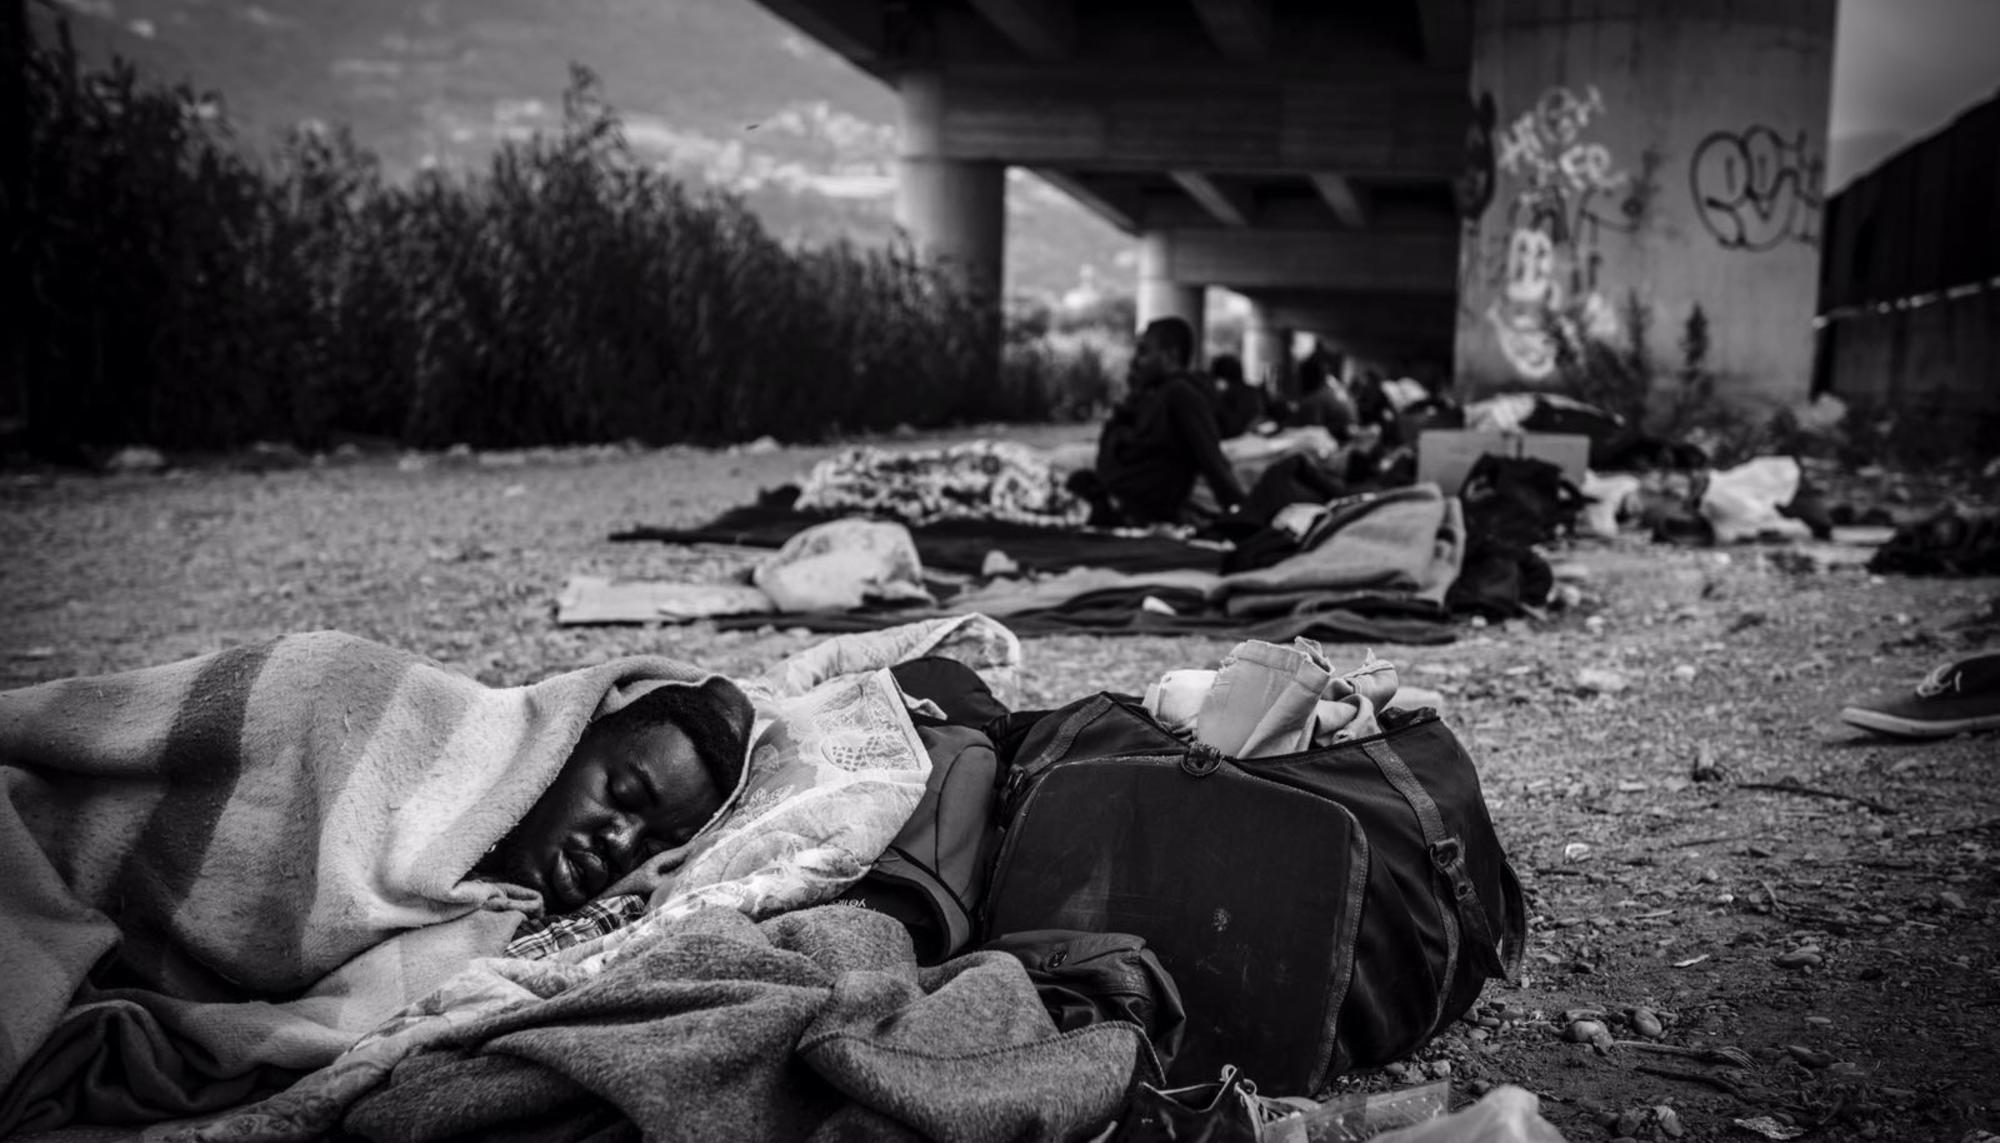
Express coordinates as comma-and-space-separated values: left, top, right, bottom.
979, 929, 1189, 1070
985, 757, 1368, 1093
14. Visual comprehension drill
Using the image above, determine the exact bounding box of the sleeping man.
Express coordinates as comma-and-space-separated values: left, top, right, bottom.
0, 635, 762, 1133
1, 618, 1001, 1136
473, 677, 754, 916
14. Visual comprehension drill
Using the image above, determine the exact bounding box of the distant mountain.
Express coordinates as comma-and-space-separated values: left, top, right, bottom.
36, 0, 1134, 300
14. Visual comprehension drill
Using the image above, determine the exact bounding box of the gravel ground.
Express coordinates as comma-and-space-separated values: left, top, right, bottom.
3, 432, 1997, 1142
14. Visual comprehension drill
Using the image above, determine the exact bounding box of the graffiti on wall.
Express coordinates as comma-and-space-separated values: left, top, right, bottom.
1689, 126, 1823, 251
1474, 84, 1651, 380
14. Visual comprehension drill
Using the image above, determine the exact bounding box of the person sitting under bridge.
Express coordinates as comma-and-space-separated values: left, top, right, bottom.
1091, 316, 1249, 525
1205, 352, 1274, 440
1288, 351, 1356, 443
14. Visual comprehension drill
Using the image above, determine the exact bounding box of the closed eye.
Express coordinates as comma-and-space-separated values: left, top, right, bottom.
608, 768, 649, 811
630, 762, 663, 809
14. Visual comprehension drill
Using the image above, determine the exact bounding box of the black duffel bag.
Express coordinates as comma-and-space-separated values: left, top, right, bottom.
981, 693, 1525, 1095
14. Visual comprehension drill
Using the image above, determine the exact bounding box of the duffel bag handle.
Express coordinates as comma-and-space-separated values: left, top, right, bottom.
1362, 740, 1513, 982
1003, 694, 1119, 807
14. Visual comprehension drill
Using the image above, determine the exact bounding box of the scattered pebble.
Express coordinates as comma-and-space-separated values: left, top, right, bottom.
1575, 667, 1630, 694
105, 445, 168, 473
1774, 947, 1824, 970
1656, 1106, 1686, 1138
1565, 1018, 1609, 1043
1939, 891, 1969, 912
1630, 1007, 1665, 1039
1670, 663, 1698, 682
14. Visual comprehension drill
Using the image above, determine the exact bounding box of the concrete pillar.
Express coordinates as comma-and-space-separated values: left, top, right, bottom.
1135, 232, 1206, 349
1241, 297, 1291, 391
896, 72, 1005, 303
1453, 0, 1836, 418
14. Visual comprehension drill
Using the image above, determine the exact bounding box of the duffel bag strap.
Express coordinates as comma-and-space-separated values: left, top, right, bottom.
1361, 739, 1511, 981
1003, 693, 1118, 805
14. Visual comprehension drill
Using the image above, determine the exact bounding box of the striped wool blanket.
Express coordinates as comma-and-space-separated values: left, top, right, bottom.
0, 631, 724, 1134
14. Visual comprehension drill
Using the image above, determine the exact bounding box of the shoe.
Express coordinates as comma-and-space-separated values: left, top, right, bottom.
1840, 652, 2000, 738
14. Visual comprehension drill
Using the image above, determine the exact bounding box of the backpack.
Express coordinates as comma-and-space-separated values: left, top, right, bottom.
833, 722, 1001, 965
980, 693, 1525, 1095
1449, 454, 1581, 618
979, 929, 1188, 1071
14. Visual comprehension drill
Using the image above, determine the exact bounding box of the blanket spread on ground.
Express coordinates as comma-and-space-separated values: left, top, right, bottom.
0, 632, 731, 1135
334, 905, 1149, 1143
611, 502, 1225, 574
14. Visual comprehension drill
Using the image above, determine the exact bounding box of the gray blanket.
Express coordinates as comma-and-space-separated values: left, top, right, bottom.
339, 904, 1151, 1143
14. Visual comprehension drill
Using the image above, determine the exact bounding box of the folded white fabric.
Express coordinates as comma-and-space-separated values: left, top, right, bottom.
1142, 639, 1401, 758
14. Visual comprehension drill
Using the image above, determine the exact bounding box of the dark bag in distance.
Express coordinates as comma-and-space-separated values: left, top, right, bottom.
980, 929, 1188, 1071
982, 694, 1525, 1095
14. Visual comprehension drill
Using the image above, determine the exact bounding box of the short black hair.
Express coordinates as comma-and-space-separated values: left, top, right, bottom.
590, 678, 753, 799
1298, 355, 1328, 393
1141, 317, 1195, 368
1209, 353, 1244, 384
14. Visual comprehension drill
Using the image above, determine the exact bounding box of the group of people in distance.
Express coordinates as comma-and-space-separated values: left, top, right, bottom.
1088, 316, 1416, 530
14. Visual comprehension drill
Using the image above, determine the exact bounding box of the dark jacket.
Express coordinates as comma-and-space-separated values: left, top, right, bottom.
1210, 378, 1269, 439
1290, 386, 1355, 442
1095, 373, 1246, 524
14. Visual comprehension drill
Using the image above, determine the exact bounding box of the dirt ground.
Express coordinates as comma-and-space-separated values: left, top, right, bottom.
3, 429, 1996, 1143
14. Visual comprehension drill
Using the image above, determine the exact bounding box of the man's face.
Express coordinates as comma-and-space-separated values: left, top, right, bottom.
1131, 332, 1176, 384
483, 719, 727, 914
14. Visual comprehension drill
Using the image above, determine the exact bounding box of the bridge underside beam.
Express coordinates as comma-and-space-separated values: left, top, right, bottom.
1189, 0, 1273, 61
1245, 289, 1457, 365
1159, 229, 1458, 295
922, 65, 1463, 176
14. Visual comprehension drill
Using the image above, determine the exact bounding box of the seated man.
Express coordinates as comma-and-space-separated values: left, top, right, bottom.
474, 678, 754, 915
1289, 353, 1355, 443
1094, 317, 1248, 525
1205, 353, 1270, 440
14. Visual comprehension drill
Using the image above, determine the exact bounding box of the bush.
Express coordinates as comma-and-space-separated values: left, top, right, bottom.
14, 29, 1033, 453
995, 328, 1128, 423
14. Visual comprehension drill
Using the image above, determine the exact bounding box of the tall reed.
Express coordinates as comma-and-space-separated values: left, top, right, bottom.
14, 32, 1085, 453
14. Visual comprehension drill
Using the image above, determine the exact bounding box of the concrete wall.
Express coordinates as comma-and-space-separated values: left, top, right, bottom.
1454, 0, 1836, 416
1818, 292, 2000, 446
1815, 90, 1999, 453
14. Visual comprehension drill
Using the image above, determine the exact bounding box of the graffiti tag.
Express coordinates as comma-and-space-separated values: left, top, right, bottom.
1689, 126, 1823, 251
1477, 84, 1647, 379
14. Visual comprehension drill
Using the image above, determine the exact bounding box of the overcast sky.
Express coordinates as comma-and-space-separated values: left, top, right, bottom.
1830, 0, 2000, 185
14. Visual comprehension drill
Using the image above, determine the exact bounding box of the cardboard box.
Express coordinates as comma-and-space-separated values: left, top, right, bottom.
1416, 429, 1593, 495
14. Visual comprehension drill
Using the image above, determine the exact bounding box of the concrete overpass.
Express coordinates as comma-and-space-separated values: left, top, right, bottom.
753, 0, 1837, 409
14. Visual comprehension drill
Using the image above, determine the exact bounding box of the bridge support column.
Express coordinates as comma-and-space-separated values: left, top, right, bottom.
1453, 0, 1835, 416
1136, 232, 1206, 350
1241, 298, 1291, 392
896, 72, 1005, 304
